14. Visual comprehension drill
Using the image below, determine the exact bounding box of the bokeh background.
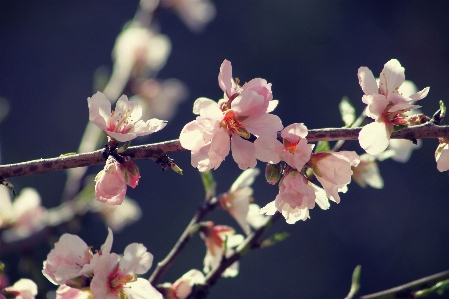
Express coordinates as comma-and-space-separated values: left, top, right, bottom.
1, 1, 449, 298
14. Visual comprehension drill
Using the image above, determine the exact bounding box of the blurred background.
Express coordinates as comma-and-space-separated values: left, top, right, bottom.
1, 1, 449, 298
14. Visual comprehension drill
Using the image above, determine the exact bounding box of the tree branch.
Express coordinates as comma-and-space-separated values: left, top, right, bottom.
1, 123, 449, 179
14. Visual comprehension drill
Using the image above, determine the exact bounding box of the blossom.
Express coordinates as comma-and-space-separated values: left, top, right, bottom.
310, 151, 360, 203
180, 60, 282, 171
220, 168, 260, 235
435, 138, 449, 172
358, 59, 429, 155
160, 269, 206, 299
352, 154, 384, 189
42, 228, 113, 286
90, 243, 161, 299
376, 138, 421, 163
254, 123, 314, 170
161, 0, 216, 33
246, 203, 268, 229
94, 156, 140, 206
0, 187, 46, 243
201, 222, 244, 277
88, 91, 167, 142
55, 285, 90, 299
260, 170, 329, 224
3, 279, 37, 299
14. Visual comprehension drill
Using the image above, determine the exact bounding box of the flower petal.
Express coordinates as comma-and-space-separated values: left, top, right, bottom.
231, 136, 256, 169
359, 122, 391, 155
358, 66, 378, 95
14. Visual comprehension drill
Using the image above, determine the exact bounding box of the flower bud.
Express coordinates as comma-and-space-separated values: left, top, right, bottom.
265, 163, 282, 185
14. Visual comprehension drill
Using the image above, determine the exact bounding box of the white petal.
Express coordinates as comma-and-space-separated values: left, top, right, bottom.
379, 59, 405, 96
437, 148, 449, 172
359, 122, 391, 155
120, 243, 153, 275
87, 92, 111, 131
358, 67, 378, 95
230, 168, 260, 192
409, 87, 430, 101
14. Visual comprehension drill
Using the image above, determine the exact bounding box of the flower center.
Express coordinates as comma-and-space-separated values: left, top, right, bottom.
107, 109, 134, 134
220, 110, 250, 138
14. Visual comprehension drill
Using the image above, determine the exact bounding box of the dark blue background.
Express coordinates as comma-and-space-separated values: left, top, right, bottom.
1, 1, 449, 298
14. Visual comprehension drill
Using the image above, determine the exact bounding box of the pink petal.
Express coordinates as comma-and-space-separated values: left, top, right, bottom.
281, 123, 308, 140
211, 127, 230, 159
231, 136, 257, 170
192, 97, 222, 117
115, 95, 143, 123
254, 135, 283, 164
409, 87, 430, 101
437, 147, 449, 172
358, 67, 378, 95
379, 59, 405, 96
87, 92, 111, 131
232, 90, 267, 117
218, 60, 235, 98
359, 122, 392, 155
120, 243, 153, 275
180, 121, 203, 150
366, 97, 389, 119
243, 113, 283, 138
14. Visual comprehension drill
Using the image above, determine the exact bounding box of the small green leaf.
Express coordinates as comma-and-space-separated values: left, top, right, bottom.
440, 100, 446, 119
339, 97, 356, 127
314, 141, 330, 153
260, 232, 289, 248
117, 141, 131, 153
345, 265, 362, 299
200, 171, 216, 200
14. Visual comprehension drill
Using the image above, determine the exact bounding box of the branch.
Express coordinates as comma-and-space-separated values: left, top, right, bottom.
2, 123, 449, 179
358, 269, 449, 299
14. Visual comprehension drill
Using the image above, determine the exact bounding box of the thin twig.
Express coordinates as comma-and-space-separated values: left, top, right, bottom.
358, 269, 449, 299
2, 124, 449, 179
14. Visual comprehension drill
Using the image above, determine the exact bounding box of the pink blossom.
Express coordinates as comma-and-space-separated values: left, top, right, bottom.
3, 279, 37, 299
95, 157, 140, 205
160, 0, 216, 33
180, 60, 282, 171
352, 154, 384, 189
171, 269, 206, 299
357, 59, 429, 155
254, 123, 314, 170
220, 168, 260, 235
435, 138, 449, 172
90, 243, 161, 299
310, 151, 360, 203
55, 285, 91, 299
260, 170, 329, 224
88, 91, 167, 142
201, 223, 244, 277
42, 228, 113, 286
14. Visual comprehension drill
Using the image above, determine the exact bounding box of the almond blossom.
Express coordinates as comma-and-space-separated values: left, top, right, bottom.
180, 60, 282, 171
55, 285, 90, 299
254, 123, 314, 170
160, 269, 206, 299
88, 91, 167, 142
435, 138, 449, 172
310, 151, 360, 203
2, 279, 37, 299
219, 168, 260, 235
357, 59, 429, 155
94, 156, 140, 206
42, 228, 113, 286
0, 187, 46, 243
352, 154, 384, 189
201, 222, 244, 277
90, 243, 161, 299
260, 170, 329, 224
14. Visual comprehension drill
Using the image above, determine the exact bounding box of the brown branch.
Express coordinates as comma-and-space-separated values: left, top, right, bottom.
2, 124, 449, 179
358, 269, 449, 299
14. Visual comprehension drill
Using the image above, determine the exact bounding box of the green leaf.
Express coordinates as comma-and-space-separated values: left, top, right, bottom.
260, 232, 290, 248
339, 97, 356, 127
440, 100, 446, 119
314, 141, 330, 153
345, 265, 362, 299
200, 171, 216, 200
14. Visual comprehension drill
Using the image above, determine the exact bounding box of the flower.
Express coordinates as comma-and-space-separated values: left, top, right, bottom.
246, 203, 268, 229
352, 154, 384, 189
254, 123, 314, 170
42, 228, 113, 286
3, 279, 38, 299
0, 187, 46, 243
94, 156, 140, 206
55, 285, 90, 299
161, 0, 216, 33
310, 151, 360, 203
201, 222, 244, 277
376, 138, 421, 163
180, 60, 282, 171
90, 243, 161, 299
160, 269, 206, 299
88, 91, 167, 142
219, 168, 260, 235
357, 59, 429, 155
435, 138, 449, 172
260, 170, 329, 224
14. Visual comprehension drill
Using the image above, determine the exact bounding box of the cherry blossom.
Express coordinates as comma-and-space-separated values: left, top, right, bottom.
201, 222, 244, 277
310, 151, 360, 203
357, 59, 429, 155
352, 154, 384, 189
94, 156, 140, 206
55, 285, 90, 299
246, 203, 268, 229
90, 243, 161, 299
260, 170, 329, 224
88, 91, 167, 142
160, 269, 206, 299
435, 138, 449, 172
219, 168, 260, 235
0, 187, 46, 243
254, 123, 314, 170
42, 228, 113, 286
2, 279, 37, 299
180, 60, 282, 171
